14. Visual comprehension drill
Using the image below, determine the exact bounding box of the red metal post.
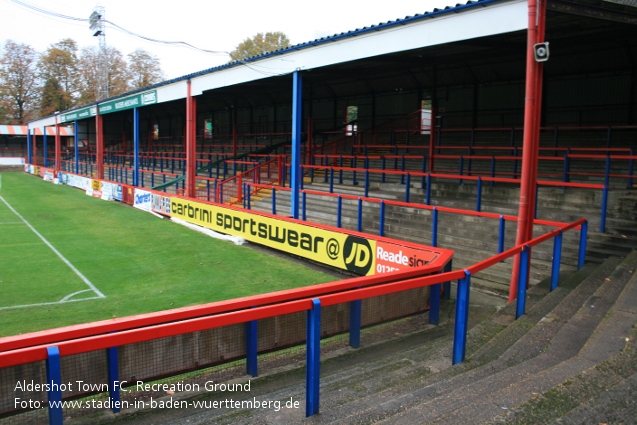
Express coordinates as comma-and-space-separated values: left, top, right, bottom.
96, 114, 104, 179
186, 79, 196, 198
54, 115, 61, 172
509, 0, 545, 303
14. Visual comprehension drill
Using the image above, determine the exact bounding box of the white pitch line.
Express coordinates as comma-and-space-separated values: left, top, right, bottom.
0, 195, 106, 299
0, 296, 104, 311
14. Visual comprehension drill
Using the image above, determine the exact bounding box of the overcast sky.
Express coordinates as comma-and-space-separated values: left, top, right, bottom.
1, 0, 458, 80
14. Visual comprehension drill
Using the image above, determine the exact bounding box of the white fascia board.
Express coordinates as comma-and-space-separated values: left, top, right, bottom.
28, 116, 58, 130
192, 0, 526, 94
156, 80, 189, 103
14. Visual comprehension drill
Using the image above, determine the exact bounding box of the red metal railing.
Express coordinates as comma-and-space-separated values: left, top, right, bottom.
214, 157, 282, 204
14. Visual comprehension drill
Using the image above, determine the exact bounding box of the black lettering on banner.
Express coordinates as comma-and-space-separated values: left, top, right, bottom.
342, 236, 373, 275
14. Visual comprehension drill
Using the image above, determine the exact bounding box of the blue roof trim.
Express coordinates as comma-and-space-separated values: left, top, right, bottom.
35, 0, 506, 123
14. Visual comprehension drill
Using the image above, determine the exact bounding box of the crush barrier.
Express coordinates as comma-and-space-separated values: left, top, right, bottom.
293, 163, 615, 233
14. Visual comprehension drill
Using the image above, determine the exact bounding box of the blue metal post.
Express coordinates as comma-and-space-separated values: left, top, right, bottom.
381, 157, 386, 183
551, 231, 563, 291
421, 155, 427, 189
432, 207, 438, 247
337, 195, 342, 228
458, 156, 464, 185
271, 187, 276, 215
476, 177, 482, 212
306, 299, 321, 417
400, 157, 405, 184
562, 152, 570, 184
290, 72, 303, 219
364, 170, 369, 198
490, 156, 496, 187
329, 168, 334, 193
107, 346, 121, 413
302, 191, 307, 220
498, 215, 505, 254
46, 346, 63, 425
133, 108, 140, 187
443, 260, 452, 300
246, 320, 258, 377
578, 220, 588, 269
452, 271, 471, 365
429, 283, 440, 325
404, 173, 411, 203
357, 198, 363, 232
349, 300, 362, 348
601, 185, 608, 233
379, 200, 385, 237
426, 174, 431, 205
27, 129, 33, 164
516, 246, 530, 319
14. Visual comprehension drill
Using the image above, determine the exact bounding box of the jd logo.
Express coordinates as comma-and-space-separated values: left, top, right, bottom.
343, 236, 373, 275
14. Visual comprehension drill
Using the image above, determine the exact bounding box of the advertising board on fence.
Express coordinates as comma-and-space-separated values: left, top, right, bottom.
170, 197, 444, 276
152, 193, 171, 216
0, 157, 24, 165
133, 189, 153, 212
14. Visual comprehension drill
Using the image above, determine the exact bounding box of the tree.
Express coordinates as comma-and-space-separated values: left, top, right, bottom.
0, 40, 39, 124
77, 46, 129, 103
229, 32, 290, 62
39, 77, 71, 116
38, 38, 80, 111
127, 49, 163, 90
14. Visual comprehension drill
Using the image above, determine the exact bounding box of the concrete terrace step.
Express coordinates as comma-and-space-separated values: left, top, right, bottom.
310, 258, 624, 424
378, 253, 637, 425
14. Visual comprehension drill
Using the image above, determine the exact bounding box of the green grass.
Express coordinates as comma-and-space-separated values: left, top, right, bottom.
0, 172, 335, 337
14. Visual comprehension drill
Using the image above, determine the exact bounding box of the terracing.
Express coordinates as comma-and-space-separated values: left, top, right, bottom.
88, 127, 637, 424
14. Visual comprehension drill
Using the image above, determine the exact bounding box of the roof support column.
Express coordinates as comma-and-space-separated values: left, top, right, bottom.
96, 114, 104, 180
43, 131, 48, 168
133, 107, 140, 187
290, 71, 303, 219
510, 0, 546, 303
74, 120, 79, 175
54, 114, 61, 172
186, 79, 197, 198
26, 128, 32, 164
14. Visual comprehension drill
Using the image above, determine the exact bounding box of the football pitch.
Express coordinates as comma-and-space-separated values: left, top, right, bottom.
0, 172, 335, 337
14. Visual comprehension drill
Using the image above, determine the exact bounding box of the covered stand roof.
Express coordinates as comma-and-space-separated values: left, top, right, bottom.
27, 0, 637, 128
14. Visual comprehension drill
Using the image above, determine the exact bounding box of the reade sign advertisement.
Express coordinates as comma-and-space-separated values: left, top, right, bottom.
170, 197, 442, 276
